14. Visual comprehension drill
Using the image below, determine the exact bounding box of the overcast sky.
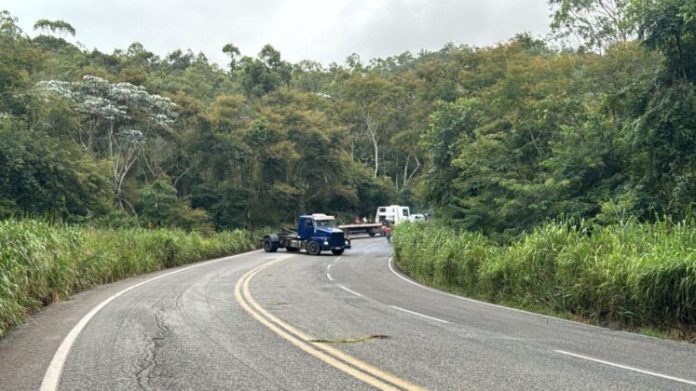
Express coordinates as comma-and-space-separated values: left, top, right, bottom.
6, 0, 551, 66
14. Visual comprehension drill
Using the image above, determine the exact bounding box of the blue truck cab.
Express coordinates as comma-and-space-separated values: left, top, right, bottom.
262, 213, 351, 255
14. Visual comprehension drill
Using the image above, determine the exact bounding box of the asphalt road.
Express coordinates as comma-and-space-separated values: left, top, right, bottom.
1, 238, 695, 390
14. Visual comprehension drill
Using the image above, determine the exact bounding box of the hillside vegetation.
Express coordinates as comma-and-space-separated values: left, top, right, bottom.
0, 1, 694, 231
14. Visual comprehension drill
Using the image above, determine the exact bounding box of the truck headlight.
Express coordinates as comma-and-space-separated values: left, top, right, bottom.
324, 241, 329, 245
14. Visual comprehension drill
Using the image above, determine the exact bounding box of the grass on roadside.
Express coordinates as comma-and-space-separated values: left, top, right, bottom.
0, 220, 258, 337
393, 220, 696, 339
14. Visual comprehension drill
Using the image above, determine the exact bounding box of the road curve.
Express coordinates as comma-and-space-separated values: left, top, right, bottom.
1, 238, 695, 390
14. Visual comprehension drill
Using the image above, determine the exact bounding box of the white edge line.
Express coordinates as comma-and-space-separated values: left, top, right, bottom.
337, 284, 363, 297
326, 273, 334, 281
40, 251, 261, 391
387, 257, 602, 329
391, 305, 450, 324
554, 350, 696, 386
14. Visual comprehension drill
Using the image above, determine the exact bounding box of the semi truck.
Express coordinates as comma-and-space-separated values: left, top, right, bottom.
262, 214, 351, 255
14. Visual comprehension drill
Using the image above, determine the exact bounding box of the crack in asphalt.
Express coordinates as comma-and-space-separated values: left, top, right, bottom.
134, 303, 173, 390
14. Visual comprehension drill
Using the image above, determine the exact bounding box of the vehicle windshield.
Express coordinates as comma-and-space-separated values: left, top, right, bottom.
314, 219, 335, 228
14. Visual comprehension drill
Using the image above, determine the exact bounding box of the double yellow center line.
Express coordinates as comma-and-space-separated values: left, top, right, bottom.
234, 257, 424, 391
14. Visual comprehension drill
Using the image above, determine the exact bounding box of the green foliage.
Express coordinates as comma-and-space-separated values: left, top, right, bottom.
0, 123, 111, 220
417, 37, 671, 236
419, 98, 479, 222
137, 179, 179, 227
33, 19, 76, 37
630, 0, 696, 82
238, 45, 292, 98
348, 164, 394, 218
0, 219, 257, 337
625, 0, 696, 218
549, 0, 635, 51
137, 179, 213, 232
630, 83, 696, 217
394, 221, 696, 332
0, 11, 40, 116
0, 6, 694, 238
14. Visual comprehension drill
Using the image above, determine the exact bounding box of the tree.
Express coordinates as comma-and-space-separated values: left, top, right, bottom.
33, 19, 75, 37
627, 0, 696, 217
35, 75, 177, 209
31, 19, 78, 53
292, 60, 331, 93
0, 11, 40, 116
0, 119, 111, 219
222, 43, 240, 71
419, 98, 479, 219
340, 73, 402, 177
252, 90, 355, 222
238, 45, 292, 98
382, 72, 428, 196
137, 179, 178, 227
630, 0, 696, 82
137, 178, 212, 230
549, 0, 635, 51
165, 49, 194, 71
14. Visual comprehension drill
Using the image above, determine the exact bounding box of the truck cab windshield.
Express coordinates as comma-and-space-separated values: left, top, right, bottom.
314, 219, 335, 228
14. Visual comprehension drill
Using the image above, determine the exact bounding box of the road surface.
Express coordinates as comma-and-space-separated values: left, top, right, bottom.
1, 237, 694, 390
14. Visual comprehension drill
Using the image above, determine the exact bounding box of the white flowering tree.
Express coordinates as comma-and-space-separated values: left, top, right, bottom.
35, 75, 177, 209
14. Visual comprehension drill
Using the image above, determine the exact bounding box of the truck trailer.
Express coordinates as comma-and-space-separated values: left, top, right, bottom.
338, 205, 413, 237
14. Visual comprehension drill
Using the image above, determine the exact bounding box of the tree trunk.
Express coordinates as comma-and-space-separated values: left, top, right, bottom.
366, 112, 379, 177
403, 152, 421, 187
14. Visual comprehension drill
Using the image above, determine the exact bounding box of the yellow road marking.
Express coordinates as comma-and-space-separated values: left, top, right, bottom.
235, 258, 425, 391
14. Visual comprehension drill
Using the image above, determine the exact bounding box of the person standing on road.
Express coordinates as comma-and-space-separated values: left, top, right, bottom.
383, 223, 393, 244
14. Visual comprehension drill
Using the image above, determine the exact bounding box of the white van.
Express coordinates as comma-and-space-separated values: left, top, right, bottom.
375, 205, 411, 225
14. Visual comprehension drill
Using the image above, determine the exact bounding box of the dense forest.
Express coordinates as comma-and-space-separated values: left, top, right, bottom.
1, 0, 695, 237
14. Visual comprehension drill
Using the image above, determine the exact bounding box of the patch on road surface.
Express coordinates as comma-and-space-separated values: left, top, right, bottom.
310, 335, 390, 344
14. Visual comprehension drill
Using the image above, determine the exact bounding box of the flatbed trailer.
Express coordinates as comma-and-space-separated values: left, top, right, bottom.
338, 223, 383, 237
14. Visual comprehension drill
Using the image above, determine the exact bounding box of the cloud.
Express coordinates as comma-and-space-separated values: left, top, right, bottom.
8, 0, 550, 67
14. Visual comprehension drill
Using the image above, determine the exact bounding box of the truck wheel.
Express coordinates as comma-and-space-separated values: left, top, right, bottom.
368, 228, 376, 237
306, 240, 321, 255
331, 249, 344, 255
263, 238, 278, 252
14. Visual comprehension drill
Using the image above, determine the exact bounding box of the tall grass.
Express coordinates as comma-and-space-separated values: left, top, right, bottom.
0, 220, 257, 337
393, 221, 696, 333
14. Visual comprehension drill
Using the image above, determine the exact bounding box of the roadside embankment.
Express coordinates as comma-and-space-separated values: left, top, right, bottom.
393, 221, 696, 338
0, 220, 257, 337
